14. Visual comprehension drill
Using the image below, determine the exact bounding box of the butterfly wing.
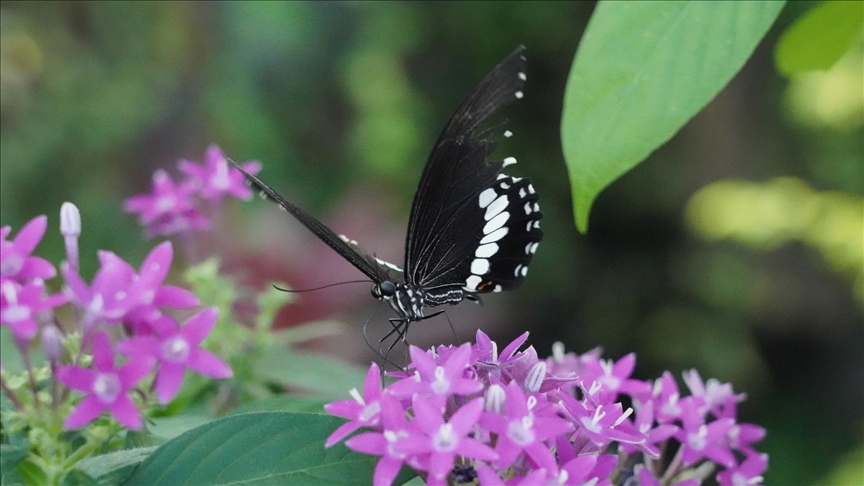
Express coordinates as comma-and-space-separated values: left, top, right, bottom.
229, 161, 402, 283
404, 46, 543, 293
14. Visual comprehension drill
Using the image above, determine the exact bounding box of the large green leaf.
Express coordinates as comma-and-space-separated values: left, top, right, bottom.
775, 0, 864, 76
561, 0, 785, 232
122, 412, 380, 485
75, 447, 157, 485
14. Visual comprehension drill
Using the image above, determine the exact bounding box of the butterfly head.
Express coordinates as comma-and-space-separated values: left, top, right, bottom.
372, 281, 397, 300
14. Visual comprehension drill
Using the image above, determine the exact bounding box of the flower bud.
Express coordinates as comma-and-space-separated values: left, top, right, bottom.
41, 324, 63, 363
485, 384, 505, 413
524, 361, 547, 393
60, 202, 81, 237
60, 202, 81, 272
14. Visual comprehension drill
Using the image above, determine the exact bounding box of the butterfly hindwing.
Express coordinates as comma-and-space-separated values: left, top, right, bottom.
404, 46, 541, 293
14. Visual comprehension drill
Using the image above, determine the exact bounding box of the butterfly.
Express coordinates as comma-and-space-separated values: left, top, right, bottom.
230, 46, 542, 345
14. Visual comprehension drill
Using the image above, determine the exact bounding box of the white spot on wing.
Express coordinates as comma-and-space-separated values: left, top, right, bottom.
475, 243, 499, 258
471, 259, 490, 275
481, 227, 508, 244
528, 184, 536, 194
519, 188, 526, 198
465, 275, 482, 290
478, 188, 497, 208
514, 264, 523, 277
518, 72, 527, 81
524, 202, 532, 215
503, 157, 517, 167
504, 130, 513, 138
515, 91, 524, 99
494, 285, 502, 292
483, 212, 510, 235
485, 196, 508, 221
521, 266, 529, 277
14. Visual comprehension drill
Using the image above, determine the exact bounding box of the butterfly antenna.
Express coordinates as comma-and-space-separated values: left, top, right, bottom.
442, 310, 462, 345
274, 279, 372, 293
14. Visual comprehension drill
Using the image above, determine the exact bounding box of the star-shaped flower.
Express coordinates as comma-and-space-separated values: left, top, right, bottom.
124, 169, 210, 237
0, 215, 56, 282
389, 343, 482, 405
325, 362, 385, 447
0, 279, 67, 341
57, 332, 153, 429
117, 308, 232, 403
179, 144, 261, 202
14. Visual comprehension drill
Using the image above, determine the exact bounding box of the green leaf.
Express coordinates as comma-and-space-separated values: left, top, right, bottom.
16, 460, 47, 486
561, 0, 785, 232
61, 469, 98, 486
122, 412, 382, 485
775, 0, 864, 76
254, 348, 368, 399
230, 395, 330, 415
0, 444, 29, 472
76, 447, 157, 485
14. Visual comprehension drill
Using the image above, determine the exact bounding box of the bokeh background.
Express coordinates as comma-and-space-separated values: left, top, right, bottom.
1, 2, 861, 484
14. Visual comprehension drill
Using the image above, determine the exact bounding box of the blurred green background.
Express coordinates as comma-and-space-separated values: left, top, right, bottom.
1, 2, 861, 484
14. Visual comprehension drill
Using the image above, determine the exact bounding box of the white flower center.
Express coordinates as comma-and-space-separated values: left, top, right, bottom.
507, 416, 535, 445
93, 372, 122, 403
161, 336, 190, 362
0, 254, 24, 276
431, 366, 450, 394
156, 195, 177, 213
687, 424, 708, 451
3, 305, 30, 323
359, 402, 380, 423
433, 423, 458, 452
384, 430, 409, 459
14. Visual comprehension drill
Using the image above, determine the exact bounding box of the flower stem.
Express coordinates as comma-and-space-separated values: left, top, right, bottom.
18, 338, 41, 410
0, 374, 24, 411
661, 446, 685, 483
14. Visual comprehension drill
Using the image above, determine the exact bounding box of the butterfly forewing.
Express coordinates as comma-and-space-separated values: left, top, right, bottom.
228, 161, 400, 283
404, 46, 542, 293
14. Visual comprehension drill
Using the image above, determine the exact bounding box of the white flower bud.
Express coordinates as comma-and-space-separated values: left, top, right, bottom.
60, 202, 81, 237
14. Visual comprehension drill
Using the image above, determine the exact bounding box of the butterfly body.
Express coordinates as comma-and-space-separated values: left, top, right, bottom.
231, 46, 542, 342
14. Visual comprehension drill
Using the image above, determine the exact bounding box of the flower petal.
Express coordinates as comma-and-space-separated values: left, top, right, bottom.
180, 308, 217, 346
325, 420, 363, 448
110, 394, 143, 429
18, 257, 56, 280
118, 357, 155, 390
156, 362, 186, 404
13, 216, 47, 256
64, 395, 107, 429
153, 285, 199, 308
117, 336, 161, 359
186, 348, 232, 378
57, 366, 96, 392
91, 332, 116, 372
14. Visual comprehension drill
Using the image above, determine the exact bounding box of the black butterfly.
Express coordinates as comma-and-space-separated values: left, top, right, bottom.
230, 46, 542, 345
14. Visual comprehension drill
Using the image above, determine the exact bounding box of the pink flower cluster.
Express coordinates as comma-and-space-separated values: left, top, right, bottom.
1, 209, 233, 430
325, 331, 768, 486
125, 144, 261, 237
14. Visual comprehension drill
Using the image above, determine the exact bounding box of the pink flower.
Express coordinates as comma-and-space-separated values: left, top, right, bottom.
559, 389, 646, 450
117, 308, 232, 403
345, 394, 420, 486
716, 453, 768, 486
579, 352, 652, 403
57, 332, 154, 429
403, 397, 496, 484
124, 169, 210, 237
63, 241, 198, 329
179, 144, 261, 202
0, 215, 56, 282
389, 343, 482, 404
325, 362, 384, 447
0, 279, 67, 341
479, 382, 572, 471
673, 397, 737, 468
